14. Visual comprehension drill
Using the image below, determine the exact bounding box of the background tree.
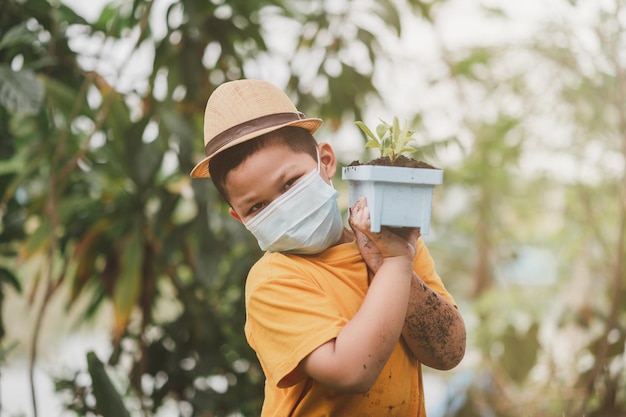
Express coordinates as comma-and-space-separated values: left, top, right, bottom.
0, 0, 431, 415
428, 1, 626, 416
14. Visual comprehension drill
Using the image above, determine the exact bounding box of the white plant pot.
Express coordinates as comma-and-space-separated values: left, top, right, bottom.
342, 165, 443, 234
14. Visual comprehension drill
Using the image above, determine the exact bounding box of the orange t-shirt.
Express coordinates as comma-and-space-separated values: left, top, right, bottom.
244, 238, 455, 417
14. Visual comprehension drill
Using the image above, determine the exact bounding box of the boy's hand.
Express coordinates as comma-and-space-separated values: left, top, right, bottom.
349, 197, 420, 265
352, 226, 384, 273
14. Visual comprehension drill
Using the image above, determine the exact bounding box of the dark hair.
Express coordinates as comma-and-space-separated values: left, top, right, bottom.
209, 126, 319, 204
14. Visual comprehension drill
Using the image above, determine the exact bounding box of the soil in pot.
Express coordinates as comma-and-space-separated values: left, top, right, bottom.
348, 155, 437, 169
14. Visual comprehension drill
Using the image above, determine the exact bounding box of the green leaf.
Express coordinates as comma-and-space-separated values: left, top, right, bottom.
365, 139, 381, 149
376, 121, 390, 139
134, 139, 163, 188
56, 4, 89, 26
42, 75, 80, 113
23, 220, 52, 258
0, 341, 19, 364
356, 29, 377, 64
382, 137, 392, 151
87, 351, 132, 417
0, 146, 27, 175
0, 23, 37, 50
0, 66, 45, 115
0, 267, 21, 293
355, 121, 378, 141
392, 116, 400, 145
376, 0, 402, 36
500, 323, 539, 383
452, 47, 493, 79
92, 3, 125, 36
409, 0, 434, 21
112, 225, 143, 339
161, 109, 194, 139
358, 117, 422, 161
480, 5, 508, 18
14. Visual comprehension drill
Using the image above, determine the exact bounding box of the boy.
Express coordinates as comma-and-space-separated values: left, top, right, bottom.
190, 79, 466, 416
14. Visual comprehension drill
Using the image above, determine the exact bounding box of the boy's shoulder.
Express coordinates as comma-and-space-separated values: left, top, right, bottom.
245, 243, 364, 294
246, 252, 311, 288
249, 242, 362, 277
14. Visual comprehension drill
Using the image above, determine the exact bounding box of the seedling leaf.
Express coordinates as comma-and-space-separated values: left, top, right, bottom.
355, 121, 378, 141
355, 116, 424, 162
365, 139, 380, 149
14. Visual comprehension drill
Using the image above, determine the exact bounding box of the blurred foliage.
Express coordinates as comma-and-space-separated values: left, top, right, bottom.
0, 0, 625, 416
0, 0, 439, 415
87, 351, 132, 417
430, 1, 626, 416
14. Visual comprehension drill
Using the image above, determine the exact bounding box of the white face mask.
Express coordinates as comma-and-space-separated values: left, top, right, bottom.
244, 153, 344, 254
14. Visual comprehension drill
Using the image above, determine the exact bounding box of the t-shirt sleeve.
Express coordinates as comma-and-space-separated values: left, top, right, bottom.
414, 238, 456, 306
245, 270, 348, 386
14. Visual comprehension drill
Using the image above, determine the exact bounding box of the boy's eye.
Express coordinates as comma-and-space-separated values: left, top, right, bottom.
247, 175, 301, 216
249, 202, 266, 214
283, 176, 300, 190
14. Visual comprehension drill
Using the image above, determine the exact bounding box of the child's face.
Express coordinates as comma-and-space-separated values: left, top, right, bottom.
226, 140, 337, 224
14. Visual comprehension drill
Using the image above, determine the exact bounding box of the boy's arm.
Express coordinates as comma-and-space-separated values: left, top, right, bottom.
352, 218, 466, 370
402, 272, 466, 370
298, 197, 418, 394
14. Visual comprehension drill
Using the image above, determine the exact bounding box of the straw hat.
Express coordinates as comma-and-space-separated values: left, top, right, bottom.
190, 79, 323, 178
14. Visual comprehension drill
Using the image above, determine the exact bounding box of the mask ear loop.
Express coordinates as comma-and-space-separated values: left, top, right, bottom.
316, 147, 321, 173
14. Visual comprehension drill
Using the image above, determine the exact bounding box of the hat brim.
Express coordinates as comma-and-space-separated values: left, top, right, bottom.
190, 117, 322, 178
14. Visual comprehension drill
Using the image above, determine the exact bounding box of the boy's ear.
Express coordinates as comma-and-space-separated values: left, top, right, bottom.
228, 207, 243, 223
317, 142, 337, 180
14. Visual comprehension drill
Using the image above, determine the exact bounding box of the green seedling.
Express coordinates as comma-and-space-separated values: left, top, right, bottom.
355, 116, 418, 162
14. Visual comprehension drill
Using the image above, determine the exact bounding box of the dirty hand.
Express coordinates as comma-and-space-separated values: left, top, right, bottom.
349, 197, 420, 265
